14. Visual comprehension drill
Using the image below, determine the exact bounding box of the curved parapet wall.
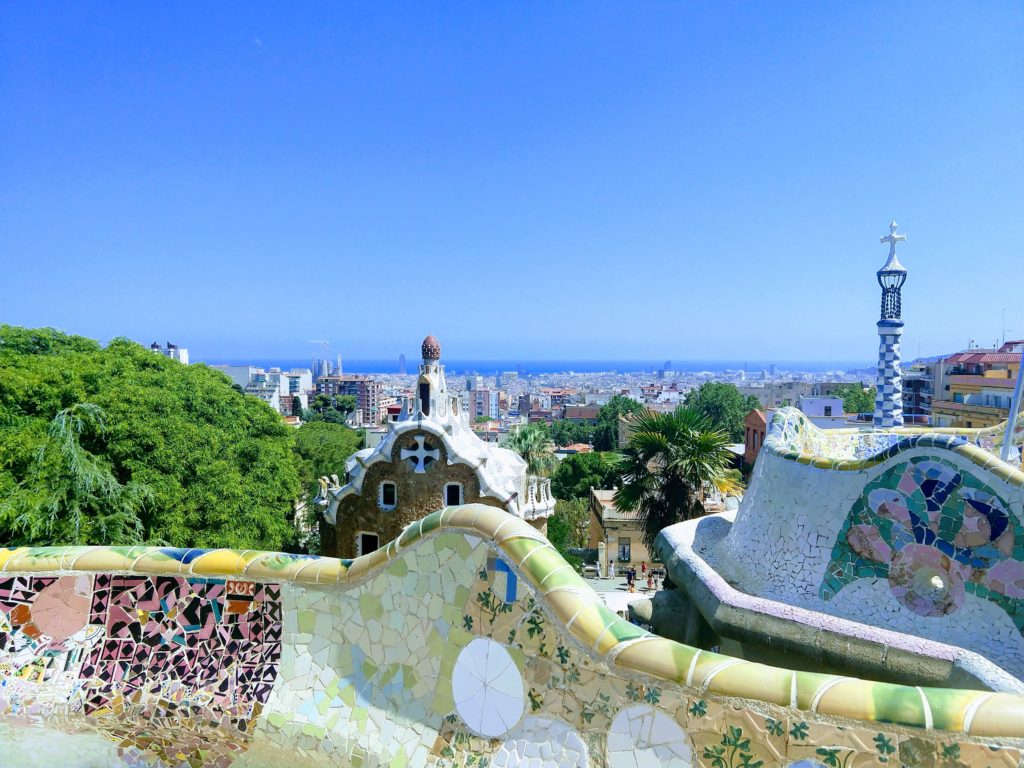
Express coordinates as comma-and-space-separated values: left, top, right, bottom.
2, 505, 1024, 767
717, 408, 1024, 681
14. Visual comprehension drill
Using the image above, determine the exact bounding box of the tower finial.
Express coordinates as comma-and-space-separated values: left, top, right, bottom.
880, 220, 907, 260
421, 334, 441, 361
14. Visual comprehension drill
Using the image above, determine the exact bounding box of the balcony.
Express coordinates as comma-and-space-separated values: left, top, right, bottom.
947, 374, 1016, 389
931, 400, 1006, 417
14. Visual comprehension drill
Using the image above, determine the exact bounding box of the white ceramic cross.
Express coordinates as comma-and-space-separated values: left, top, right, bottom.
880, 220, 907, 258
400, 434, 440, 473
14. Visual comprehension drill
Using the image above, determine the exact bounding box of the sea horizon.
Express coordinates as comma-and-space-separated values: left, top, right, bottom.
194, 357, 877, 375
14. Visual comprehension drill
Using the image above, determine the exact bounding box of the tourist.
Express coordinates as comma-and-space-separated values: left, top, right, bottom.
609, 560, 616, 579
646, 574, 654, 592
641, 561, 647, 576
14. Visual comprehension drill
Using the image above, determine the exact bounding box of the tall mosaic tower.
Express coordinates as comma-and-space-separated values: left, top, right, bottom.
873, 221, 908, 428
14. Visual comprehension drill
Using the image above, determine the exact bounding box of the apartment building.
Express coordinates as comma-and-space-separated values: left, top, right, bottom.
315, 374, 384, 425
932, 341, 1022, 429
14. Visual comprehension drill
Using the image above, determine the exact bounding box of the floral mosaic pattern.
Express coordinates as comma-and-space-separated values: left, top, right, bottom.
820, 457, 1024, 626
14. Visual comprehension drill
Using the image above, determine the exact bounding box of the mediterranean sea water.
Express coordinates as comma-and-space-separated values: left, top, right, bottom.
196, 358, 874, 376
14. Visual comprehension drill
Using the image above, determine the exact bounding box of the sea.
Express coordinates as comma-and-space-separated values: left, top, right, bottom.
196, 358, 875, 376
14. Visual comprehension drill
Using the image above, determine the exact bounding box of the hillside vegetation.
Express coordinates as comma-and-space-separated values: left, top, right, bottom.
0, 325, 303, 549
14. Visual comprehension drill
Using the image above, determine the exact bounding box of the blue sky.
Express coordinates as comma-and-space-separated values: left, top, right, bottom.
1, 2, 1021, 363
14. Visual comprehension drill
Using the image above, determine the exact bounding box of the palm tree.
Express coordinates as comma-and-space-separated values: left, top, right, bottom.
506, 422, 557, 476
614, 406, 732, 554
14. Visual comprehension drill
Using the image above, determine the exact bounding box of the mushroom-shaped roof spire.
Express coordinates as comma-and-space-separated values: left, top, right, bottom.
421, 334, 442, 361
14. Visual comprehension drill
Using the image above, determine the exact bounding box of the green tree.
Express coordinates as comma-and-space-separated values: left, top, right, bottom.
0, 326, 301, 550
831, 383, 876, 415
546, 497, 589, 569
593, 395, 645, 451
291, 395, 303, 416
549, 419, 594, 447
683, 382, 760, 442
551, 451, 622, 500
304, 393, 357, 424
506, 422, 557, 475
615, 407, 732, 554
2, 404, 151, 545
291, 421, 363, 553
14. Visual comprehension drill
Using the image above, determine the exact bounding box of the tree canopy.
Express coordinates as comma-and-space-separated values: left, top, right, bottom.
831, 383, 877, 415
545, 497, 588, 569
291, 421, 363, 553
549, 418, 594, 447
0, 326, 301, 549
592, 395, 645, 451
303, 393, 357, 425
551, 451, 622, 500
683, 382, 760, 442
505, 422, 557, 476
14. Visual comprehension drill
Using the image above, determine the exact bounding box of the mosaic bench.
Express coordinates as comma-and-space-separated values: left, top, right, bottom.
1, 504, 1023, 767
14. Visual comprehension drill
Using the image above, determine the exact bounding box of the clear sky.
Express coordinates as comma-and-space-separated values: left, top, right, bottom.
2, 2, 1021, 363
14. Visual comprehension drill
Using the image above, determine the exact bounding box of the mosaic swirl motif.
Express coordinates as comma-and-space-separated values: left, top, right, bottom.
820, 457, 1024, 625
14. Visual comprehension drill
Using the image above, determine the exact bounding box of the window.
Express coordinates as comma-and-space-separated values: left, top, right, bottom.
445, 483, 463, 506
419, 381, 431, 416
379, 481, 397, 510
824, 406, 832, 417
617, 537, 631, 562
357, 532, 380, 556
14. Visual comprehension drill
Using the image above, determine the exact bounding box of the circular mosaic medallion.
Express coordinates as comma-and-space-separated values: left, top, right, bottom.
452, 638, 524, 738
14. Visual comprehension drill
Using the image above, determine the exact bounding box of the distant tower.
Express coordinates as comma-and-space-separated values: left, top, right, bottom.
873, 221, 909, 428
398, 353, 407, 375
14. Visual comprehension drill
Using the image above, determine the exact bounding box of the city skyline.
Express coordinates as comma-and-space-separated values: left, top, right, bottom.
2, 4, 1022, 360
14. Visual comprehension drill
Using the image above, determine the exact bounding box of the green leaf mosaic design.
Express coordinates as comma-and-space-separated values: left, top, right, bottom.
703, 726, 764, 768
789, 721, 809, 740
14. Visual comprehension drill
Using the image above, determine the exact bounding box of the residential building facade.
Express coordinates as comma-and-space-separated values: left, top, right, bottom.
316, 374, 384, 425
932, 341, 1022, 428
588, 489, 653, 570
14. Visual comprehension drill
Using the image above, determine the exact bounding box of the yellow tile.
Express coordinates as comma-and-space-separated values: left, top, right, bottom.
0, 547, 28, 571
189, 549, 248, 576
706, 662, 792, 706
614, 638, 698, 685
968, 693, 1024, 738
68, 548, 136, 572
